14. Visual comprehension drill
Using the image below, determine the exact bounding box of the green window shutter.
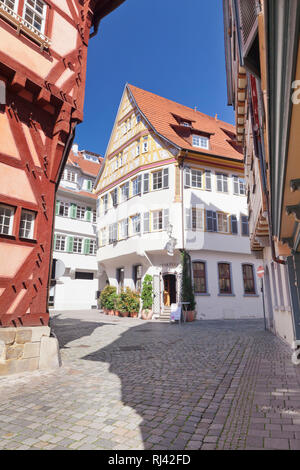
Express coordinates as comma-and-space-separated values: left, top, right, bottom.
87, 180, 92, 191
53, 233, 57, 250
70, 203, 77, 219
55, 200, 60, 216
67, 236, 74, 253
86, 207, 92, 222
84, 239, 90, 255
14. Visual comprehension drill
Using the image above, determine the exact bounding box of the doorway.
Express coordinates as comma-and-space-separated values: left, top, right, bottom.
163, 274, 177, 306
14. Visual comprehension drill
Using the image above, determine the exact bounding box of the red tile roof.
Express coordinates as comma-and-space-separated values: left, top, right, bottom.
67, 150, 103, 177
127, 84, 243, 162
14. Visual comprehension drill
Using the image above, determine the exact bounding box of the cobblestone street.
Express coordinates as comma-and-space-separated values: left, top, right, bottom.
1, 311, 300, 450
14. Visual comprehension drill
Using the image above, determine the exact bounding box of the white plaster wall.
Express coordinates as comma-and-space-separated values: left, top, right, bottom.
263, 247, 294, 346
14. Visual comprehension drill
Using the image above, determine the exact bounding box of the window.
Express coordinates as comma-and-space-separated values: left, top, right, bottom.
89, 239, 97, 255
73, 237, 83, 254
111, 187, 118, 207
193, 262, 207, 294
143, 173, 149, 193
136, 114, 141, 124
63, 169, 76, 183
103, 194, 108, 214
216, 173, 228, 193
192, 135, 209, 149
191, 207, 204, 231
233, 176, 245, 195
142, 137, 148, 153
131, 214, 141, 234
92, 209, 96, 223
152, 168, 168, 190
132, 175, 142, 196
206, 210, 217, 232
3, 0, 17, 11
133, 265, 142, 291
205, 170, 212, 190
241, 215, 249, 236
19, 209, 35, 239
218, 263, 232, 294
109, 223, 118, 243
217, 213, 229, 233
76, 205, 86, 220
75, 271, 94, 280
135, 144, 140, 157
55, 234, 66, 252
242, 264, 256, 294
23, 0, 47, 33
119, 218, 129, 239
152, 210, 163, 231
182, 122, 191, 127
85, 179, 93, 192
185, 168, 203, 189
231, 215, 238, 235
58, 201, 69, 217
0, 204, 14, 235
120, 182, 129, 202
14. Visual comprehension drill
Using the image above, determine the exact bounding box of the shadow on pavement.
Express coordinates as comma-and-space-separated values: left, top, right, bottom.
81, 319, 267, 450
50, 314, 115, 350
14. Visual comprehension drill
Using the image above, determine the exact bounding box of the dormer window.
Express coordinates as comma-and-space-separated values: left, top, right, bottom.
182, 122, 191, 127
192, 135, 209, 150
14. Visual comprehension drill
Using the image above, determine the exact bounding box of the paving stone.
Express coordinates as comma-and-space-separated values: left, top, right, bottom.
0, 314, 300, 451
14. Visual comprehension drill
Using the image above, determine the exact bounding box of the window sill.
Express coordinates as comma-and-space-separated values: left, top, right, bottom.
19, 237, 37, 244
243, 294, 259, 297
0, 233, 15, 240
218, 293, 235, 297
195, 293, 210, 296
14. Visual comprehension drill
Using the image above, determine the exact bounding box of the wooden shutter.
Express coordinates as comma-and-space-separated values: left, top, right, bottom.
55, 200, 60, 216
84, 238, 90, 254
143, 173, 149, 193
86, 207, 92, 222
163, 209, 169, 229
163, 168, 169, 188
144, 212, 150, 233
185, 208, 191, 229
70, 203, 77, 219
67, 236, 74, 253
185, 168, 191, 187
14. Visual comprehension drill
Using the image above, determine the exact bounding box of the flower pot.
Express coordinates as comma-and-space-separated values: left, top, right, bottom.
130, 312, 138, 318
114, 310, 120, 317
185, 310, 196, 322
103, 308, 108, 315
108, 309, 114, 316
141, 309, 153, 320
120, 311, 129, 317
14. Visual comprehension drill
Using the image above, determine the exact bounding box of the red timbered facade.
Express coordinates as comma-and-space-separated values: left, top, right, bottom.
0, 0, 124, 334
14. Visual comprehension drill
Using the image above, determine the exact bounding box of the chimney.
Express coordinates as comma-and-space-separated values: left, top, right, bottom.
215, 114, 218, 121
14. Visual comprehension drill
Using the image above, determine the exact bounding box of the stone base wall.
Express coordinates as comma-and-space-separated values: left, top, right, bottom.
0, 326, 61, 376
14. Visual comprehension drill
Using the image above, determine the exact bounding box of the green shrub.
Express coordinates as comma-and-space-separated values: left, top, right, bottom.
116, 287, 140, 314
141, 274, 153, 310
99, 285, 118, 310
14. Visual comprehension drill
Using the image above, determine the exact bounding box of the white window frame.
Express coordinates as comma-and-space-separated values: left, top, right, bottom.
19, 209, 36, 239
76, 205, 86, 220
55, 234, 66, 252
73, 237, 83, 254
192, 135, 209, 149
3, 0, 18, 13
217, 212, 230, 233
89, 239, 97, 255
131, 214, 141, 235
152, 210, 163, 231
233, 175, 246, 196
0, 204, 14, 236
216, 173, 229, 193
23, 0, 47, 34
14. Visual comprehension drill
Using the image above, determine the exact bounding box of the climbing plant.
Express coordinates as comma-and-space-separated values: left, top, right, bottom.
141, 274, 153, 310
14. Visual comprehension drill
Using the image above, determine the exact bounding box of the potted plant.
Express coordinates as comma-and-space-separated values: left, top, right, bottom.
181, 250, 196, 322
99, 285, 118, 315
116, 287, 140, 318
140, 274, 153, 320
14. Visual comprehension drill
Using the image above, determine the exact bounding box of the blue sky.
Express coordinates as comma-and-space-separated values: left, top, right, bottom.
76, 0, 234, 156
